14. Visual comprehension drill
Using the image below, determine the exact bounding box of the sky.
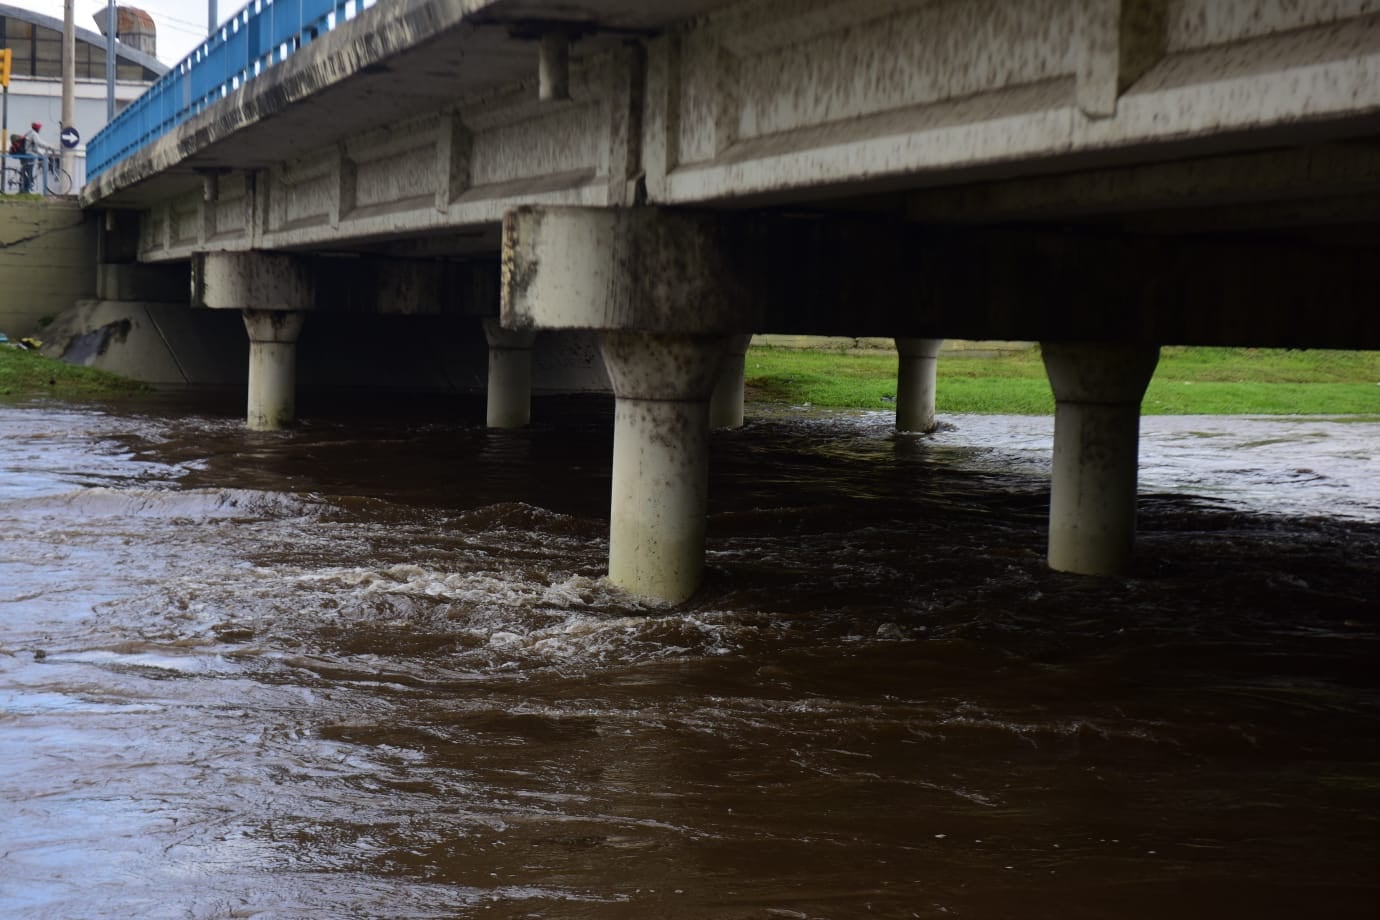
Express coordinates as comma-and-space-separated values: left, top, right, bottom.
6, 1, 220, 65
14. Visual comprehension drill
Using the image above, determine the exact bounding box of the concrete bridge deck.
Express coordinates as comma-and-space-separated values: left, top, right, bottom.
72, 0, 1380, 601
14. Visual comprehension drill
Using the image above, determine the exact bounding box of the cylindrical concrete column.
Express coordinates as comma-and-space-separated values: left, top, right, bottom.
243, 310, 306, 431
600, 332, 726, 603
1041, 343, 1160, 575
895, 337, 944, 433
482, 319, 538, 429
709, 333, 753, 429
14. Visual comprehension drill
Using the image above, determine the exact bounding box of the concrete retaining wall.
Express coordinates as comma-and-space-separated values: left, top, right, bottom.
43, 300, 612, 394
0, 199, 97, 338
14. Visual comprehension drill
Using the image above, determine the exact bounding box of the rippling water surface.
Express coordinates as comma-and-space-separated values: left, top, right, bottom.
1, 398, 1377, 919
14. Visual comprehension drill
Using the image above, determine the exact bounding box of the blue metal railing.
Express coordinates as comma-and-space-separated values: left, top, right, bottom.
87, 0, 377, 181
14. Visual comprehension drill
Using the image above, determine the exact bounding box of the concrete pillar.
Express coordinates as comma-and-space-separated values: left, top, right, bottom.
894, 337, 944, 433
192, 251, 315, 431
243, 310, 306, 431
1041, 343, 1160, 575
709, 333, 753, 429
501, 207, 765, 603
600, 332, 726, 603
482, 319, 538, 428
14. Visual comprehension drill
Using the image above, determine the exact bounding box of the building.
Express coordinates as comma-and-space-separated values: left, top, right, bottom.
0, 3, 166, 188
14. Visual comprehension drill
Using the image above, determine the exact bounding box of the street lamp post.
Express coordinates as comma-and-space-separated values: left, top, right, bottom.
62, 0, 76, 181
105, 0, 116, 120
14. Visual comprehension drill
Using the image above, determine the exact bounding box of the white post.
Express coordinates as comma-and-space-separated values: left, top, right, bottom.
105, 0, 116, 121
1041, 343, 1160, 575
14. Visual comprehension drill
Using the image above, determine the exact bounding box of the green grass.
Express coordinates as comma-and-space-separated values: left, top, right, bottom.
0, 347, 149, 400
745, 345, 1380, 415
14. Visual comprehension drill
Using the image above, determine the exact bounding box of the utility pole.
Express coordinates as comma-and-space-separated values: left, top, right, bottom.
106, 0, 116, 120
210, 2, 218, 37
62, 0, 76, 180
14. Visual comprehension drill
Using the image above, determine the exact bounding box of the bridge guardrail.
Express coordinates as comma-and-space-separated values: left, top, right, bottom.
87, 0, 375, 181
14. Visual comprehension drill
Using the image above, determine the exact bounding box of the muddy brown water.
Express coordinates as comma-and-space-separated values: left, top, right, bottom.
1, 396, 1377, 919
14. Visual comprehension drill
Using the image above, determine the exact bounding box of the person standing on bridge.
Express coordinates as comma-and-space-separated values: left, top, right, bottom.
20, 122, 54, 194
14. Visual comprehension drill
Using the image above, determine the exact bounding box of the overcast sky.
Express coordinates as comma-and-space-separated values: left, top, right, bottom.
6, 1, 220, 65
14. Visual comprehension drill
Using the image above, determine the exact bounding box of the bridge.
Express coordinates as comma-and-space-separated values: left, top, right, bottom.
78, 0, 1380, 601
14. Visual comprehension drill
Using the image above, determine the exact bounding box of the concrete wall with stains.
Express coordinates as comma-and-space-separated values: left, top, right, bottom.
0, 200, 97, 338
42, 299, 611, 394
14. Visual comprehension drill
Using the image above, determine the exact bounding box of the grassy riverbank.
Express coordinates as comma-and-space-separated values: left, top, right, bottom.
746, 345, 1380, 415
0, 347, 148, 399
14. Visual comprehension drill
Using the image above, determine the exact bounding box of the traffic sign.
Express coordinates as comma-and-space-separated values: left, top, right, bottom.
60, 126, 80, 149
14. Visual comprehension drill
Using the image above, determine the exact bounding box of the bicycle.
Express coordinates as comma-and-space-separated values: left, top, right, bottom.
0, 163, 25, 194
0, 153, 73, 195
43, 154, 72, 196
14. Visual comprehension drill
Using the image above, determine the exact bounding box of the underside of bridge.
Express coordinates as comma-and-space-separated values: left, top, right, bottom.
79, 0, 1380, 601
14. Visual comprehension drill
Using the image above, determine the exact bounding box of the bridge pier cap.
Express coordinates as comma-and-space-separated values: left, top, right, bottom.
501, 206, 763, 334
191, 252, 315, 313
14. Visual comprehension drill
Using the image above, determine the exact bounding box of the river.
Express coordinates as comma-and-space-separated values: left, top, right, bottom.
1, 397, 1377, 919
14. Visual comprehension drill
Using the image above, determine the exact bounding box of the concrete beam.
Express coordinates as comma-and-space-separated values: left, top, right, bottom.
1077, 0, 1168, 118
906, 143, 1380, 225
735, 221, 1380, 350
500, 209, 1380, 349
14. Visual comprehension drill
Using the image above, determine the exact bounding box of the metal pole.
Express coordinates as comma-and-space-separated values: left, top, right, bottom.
2, 86, 9, 183
62, 0, 76, 180
209, 1, 218, 37
106, 0, 116, 121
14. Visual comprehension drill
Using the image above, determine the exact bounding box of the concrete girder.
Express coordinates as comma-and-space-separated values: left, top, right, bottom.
131, 42, 649, 264
95, 0, 1380, 253
906, 143, 1380, 227
645, 0, 1380, 206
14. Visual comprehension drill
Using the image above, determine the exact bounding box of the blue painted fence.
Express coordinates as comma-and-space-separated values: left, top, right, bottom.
87, 0, 376, 180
